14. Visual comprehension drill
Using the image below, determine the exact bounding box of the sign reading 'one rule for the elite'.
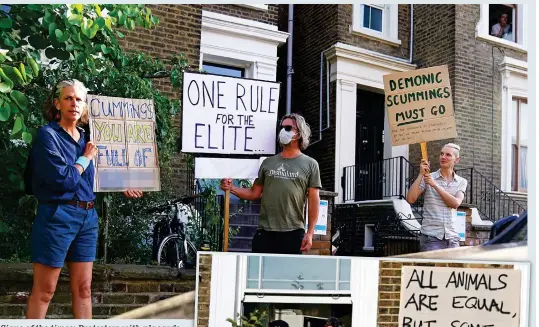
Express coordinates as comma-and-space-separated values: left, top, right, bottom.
181, 72, 280, 155
383, 65, 458, 146
87, 95, 161, 192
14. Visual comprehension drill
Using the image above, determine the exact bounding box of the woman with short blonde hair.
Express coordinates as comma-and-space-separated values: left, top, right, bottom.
26, 79, 143, 318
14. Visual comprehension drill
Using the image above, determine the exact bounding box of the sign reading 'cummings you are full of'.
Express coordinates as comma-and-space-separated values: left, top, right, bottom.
88, 95, 160, 192
181, 72, 280, 155
383, 65, 457, 146
398, 266, 521, 327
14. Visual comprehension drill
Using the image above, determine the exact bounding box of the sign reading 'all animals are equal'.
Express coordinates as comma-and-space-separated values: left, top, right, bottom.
87, 95, 161, 192
383, 65, 458, 146
398, 266, 521, 327
181, 72, 280, 155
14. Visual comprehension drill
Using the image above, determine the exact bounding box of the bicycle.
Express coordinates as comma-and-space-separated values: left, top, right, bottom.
149, 194, 200, 269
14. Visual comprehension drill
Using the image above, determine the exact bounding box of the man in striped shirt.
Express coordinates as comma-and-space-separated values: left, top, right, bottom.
406, 143, 468, 251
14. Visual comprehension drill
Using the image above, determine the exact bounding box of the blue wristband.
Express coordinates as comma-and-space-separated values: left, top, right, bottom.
75, 156, 90, 170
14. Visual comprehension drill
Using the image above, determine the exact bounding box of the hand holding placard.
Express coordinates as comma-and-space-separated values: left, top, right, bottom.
182, 73, 281, 252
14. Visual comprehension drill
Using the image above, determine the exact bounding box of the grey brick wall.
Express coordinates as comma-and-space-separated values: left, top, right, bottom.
202, 4, 279, 25
406, 4, 457, 172
278, 5, 339, 192
410, 4, 527, 189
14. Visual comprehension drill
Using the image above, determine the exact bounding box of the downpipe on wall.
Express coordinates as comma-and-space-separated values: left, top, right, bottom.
286, 4, 294, 115
310, 51, 331, 147
409, 4, 414, 63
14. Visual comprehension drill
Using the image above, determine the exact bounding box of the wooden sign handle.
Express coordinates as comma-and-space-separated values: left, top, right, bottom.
223, 189, 230, 252
420, 141, 428, 161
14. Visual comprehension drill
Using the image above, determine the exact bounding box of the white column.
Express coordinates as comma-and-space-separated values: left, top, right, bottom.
254, 61, 277, 81
335, 79, 357, 203
350, 258, 380, 327
383, 105, 410, 198
500, 71, 512, 191
209, 254, 240, 327
514, 263, 530, 327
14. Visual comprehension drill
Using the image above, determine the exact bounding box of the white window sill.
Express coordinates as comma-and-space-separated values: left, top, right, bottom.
476, 34, 527, 53
351, 26, 401, 46
502, 190, 527, 198
236, 4, 268, 11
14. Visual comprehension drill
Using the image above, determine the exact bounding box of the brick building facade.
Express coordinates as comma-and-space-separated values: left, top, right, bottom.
199, 253, 530, 327
283, 4, 529, 202
119, 4, 528, 254
119, 4, 287, 192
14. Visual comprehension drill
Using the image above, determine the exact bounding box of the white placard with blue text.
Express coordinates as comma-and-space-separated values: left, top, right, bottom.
181, 72, 280, 155
306, 200, 329, 235
87, 95, 161, 192
456, 211, 466, 241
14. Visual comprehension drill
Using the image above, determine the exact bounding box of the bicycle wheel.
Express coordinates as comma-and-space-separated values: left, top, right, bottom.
183, 239, 198, 269
157, 234, 198, 269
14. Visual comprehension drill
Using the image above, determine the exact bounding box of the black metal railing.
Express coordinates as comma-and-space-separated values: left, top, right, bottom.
374, 212, 421, 256
455, 168, 525, 222
333, 203, 421, 257
342, 156, 424, 217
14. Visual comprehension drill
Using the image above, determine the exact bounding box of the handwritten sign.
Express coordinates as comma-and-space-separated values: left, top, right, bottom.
383, 65, 457, 146
88, 95, 161, 192
398, 266, 521, 327
181, 72, 280, 155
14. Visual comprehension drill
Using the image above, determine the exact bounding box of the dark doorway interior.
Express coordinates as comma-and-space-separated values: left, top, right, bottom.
243, 303, 352, 327
354, 88, 385, 201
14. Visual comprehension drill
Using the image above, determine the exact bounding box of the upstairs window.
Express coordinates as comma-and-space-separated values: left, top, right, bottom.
476, 4, 526, 52
361, 4, 383, 32
202, 62, 245, 78
352, 4, 401, 46
489, 4, 517, 43
511, 98, 527, 192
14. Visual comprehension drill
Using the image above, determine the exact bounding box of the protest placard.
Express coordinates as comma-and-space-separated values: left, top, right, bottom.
181, 72, 281, 251
398, 266, 521, 327
383, 65, 457, 147
194, 157, 268, 180
181, 72, 280, 155
305, 200, 329, 235
87, 95, 161, 192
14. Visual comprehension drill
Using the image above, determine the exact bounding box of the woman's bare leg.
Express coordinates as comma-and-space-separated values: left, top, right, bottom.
26, 263, 62, 318
67, 261, 93, 319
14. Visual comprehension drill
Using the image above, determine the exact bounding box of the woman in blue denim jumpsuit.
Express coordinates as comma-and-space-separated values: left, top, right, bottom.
25, 79, 143, 318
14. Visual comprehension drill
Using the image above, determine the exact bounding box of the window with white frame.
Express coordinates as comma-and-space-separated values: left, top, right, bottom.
241, 255, 353, 326
200, 10, 288, 81
352, 4, 401, 46
237, 4, 268, 11
202, 62, 245, 78
476, 4, 527, 52
489, 5, 517, 43
246, 255, 351, 292
360, 4, 384, 32
510, 97, 527, 192
364, 224, 375, 251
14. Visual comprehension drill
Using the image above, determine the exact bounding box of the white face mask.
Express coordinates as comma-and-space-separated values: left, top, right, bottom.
279, 128, 296, 145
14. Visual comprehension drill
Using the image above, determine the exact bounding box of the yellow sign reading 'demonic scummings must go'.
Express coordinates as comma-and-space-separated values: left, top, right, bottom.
383, 65, 457, 147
